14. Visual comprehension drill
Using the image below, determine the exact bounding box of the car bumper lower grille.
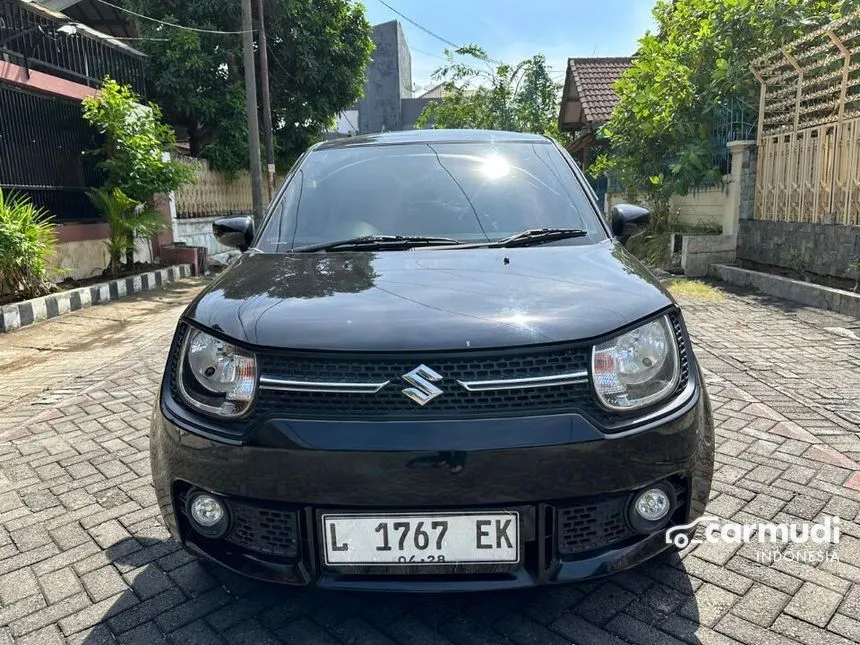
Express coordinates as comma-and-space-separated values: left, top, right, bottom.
224, 501, 299, 558
556, 496, 635, 555
176, 479, 687, 564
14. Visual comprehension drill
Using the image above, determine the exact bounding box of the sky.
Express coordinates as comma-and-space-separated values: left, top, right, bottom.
362, 0, 657, 93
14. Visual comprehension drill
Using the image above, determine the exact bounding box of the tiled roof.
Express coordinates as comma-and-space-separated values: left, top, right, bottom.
560, 57, 632, 128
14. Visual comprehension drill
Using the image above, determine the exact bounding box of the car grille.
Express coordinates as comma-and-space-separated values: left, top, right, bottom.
224, 502, 299, 558
257, 344, 593, 420
170, 312, 690, 425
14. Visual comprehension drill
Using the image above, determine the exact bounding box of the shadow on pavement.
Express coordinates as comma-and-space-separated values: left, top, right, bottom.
84, 537, 703, 644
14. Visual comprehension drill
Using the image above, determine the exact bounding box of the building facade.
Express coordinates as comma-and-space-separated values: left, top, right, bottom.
0, 0, 152, 278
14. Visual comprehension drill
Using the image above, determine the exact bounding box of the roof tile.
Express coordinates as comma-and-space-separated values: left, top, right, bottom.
567, 57, 632, 125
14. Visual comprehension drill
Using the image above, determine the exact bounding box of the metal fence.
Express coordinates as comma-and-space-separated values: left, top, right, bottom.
174, 157, 285, 219
0, 82, 106, 223
750, 10, 860, 225
0, 0, 146, 94
712, 98, 758, 175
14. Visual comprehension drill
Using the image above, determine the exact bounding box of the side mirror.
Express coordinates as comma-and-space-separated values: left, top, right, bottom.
610, 204, 650, 245
213, 216, 254, 251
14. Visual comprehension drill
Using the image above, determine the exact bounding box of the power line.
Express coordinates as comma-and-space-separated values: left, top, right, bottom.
111, 36, 170, 41
94, 0, 254, 35
374, 0, 460, 50
267, 43, 297, 83
411, 46, 448, 61
342, 110, 358, 133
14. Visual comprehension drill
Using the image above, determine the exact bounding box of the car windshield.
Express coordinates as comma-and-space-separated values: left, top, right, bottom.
257, 140, 606, 251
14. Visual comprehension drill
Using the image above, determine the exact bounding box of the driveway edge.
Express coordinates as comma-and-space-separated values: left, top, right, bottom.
0, 264, 194, 333
710, 264, 860, 318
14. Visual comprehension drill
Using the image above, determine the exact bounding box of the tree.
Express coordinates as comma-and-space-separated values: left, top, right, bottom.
123, 0, 374, 175
82, 77, 194, 268
593, 0, 856, 199
82, 77, 195, 203
416, 46, 566, 141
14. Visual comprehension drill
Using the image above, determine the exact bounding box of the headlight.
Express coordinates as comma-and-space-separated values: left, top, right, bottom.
591, 315, 680, 411
177, 327, 257, 418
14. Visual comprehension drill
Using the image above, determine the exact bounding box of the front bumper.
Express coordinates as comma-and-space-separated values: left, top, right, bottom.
150, 374, 713, 591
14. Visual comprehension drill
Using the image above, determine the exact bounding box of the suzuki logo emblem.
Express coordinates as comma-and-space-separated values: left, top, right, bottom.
401, 364, 443, 406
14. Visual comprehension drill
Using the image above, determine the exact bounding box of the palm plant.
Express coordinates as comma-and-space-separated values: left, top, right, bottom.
0, 189, 57, 299
86, 188, 167, 277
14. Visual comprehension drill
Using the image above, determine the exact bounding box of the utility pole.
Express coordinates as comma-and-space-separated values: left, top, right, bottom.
241, 0, 264, 225
257, 0, 276, 201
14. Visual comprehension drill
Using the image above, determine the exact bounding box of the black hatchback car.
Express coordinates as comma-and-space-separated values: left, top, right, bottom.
151, 129, 714, 591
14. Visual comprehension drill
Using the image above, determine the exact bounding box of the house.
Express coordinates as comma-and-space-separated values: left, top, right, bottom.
558, 57, 632, 170
0, 0, 150, 279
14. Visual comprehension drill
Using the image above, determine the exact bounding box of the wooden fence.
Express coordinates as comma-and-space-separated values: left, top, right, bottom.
750, 10, 860, 225
174, 157, 284, 219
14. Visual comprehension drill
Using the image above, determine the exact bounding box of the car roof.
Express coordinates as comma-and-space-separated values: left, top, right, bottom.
316, 129, 551, 150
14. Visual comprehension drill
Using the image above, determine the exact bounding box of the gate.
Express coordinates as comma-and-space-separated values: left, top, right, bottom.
750, 10, 860, 226
0, 83, 106, 222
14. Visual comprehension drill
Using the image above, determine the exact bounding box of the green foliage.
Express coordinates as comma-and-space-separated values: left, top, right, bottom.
594, 0, 857, 197
86, 188, 168, 277
416, 45, 566, 141
82, 77, 196, 203
123, 0, 374, 175
0, 189, 57, 299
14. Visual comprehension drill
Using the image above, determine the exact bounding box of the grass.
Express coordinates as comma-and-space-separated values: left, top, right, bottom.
665, 279, 725, 301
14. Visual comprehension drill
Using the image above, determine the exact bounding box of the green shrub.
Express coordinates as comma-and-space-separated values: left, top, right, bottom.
0, 189, 57, 299
86, 188, 167, 277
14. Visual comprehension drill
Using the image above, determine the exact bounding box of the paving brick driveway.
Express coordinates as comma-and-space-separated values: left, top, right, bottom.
0, 278, 859, 645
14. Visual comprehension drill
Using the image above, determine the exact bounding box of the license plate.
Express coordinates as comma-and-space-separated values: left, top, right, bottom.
321, 511, 519, 566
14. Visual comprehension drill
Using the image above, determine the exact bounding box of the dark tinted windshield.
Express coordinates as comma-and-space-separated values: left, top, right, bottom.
258, 141, 605, 251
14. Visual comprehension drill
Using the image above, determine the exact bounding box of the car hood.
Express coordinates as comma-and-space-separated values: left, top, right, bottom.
186, 241, 675, 352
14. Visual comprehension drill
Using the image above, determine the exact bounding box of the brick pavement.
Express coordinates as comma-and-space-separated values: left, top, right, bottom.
0, 279, 858, 644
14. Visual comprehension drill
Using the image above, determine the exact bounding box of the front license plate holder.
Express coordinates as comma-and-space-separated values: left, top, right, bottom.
318, 510, 523, 574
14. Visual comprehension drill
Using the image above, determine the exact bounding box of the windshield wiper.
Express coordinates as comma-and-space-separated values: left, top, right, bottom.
291, 235, 462, 253
448, 228, 589, 249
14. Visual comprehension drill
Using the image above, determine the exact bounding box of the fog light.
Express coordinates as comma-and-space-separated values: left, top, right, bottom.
186, 491, 229, 538
628, 484, 675, 534
635, 488, 671, 522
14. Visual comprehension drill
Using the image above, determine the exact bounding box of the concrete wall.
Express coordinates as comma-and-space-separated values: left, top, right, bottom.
397, 25, 412, 103
400, 97, 437, 129
736, 220, 860, 278
174, 216, 234, 256
359, 21, 411, 133
669, 186, 727, 229
46, 220, 160, 281
681, 234, 738, 277
50, 237, 154, 281
738, 146, 757, 223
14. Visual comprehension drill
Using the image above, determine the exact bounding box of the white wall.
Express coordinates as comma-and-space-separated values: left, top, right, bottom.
173, 216, 234, 256
51, 238, 154, 281
607, 182, 728, 230
329, 110, 359, 135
